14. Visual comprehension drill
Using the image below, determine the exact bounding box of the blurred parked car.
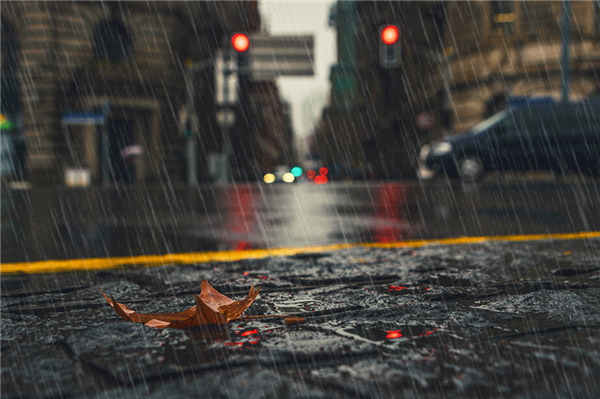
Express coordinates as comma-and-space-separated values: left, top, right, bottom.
421, 98, 600, 181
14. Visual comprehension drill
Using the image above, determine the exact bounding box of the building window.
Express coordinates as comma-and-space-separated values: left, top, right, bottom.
93, 20, 132, 63
492, 1, 514, 37
1, 18, 20, 115
0, 17, 17, 75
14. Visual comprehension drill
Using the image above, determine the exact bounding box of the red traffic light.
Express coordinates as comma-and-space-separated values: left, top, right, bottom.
232, 33, 249, 52
381, 25, 399, 45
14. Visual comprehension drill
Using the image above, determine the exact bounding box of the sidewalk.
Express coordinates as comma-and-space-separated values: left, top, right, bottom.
2, 238, 600, 398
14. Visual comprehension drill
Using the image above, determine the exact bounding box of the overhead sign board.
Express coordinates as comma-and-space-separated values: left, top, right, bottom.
250, 34, 314, 81
61, 112, 105, 125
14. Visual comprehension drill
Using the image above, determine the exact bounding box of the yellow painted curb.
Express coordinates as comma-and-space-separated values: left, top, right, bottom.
2, 231, 599, 275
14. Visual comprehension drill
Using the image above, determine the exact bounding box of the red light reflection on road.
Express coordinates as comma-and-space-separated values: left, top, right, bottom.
374, 183, 407, 242
236, 241, 252, 251
386, 330, 402, 339
224, 185, 257, 250
241, 329, 258, 337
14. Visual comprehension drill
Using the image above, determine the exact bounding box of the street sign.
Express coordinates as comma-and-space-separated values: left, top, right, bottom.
215, 50, 238, 105
249, 34, 314, 81
216, 108, 236, 128
416, 111, 435, 130
61, 111, 105, 125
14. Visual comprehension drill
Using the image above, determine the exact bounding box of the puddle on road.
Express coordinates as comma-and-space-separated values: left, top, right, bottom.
159, 326, 266, 368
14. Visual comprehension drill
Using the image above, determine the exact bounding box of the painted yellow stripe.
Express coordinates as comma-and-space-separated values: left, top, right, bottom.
2, 231, 600, 275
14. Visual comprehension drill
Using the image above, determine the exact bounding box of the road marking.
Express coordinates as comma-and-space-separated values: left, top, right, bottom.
2, 231, 600, 274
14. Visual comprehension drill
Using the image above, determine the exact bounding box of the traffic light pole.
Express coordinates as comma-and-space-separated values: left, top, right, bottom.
217, 53, 232, 185
184, 60, 213, 187
413, 48, 453, 134
561, 0, 571, 103
101, 101, 111, 186
185, 66, 197, 187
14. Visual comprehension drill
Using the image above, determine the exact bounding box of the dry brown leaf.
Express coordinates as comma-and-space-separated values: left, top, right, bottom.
100, 280, 260, 329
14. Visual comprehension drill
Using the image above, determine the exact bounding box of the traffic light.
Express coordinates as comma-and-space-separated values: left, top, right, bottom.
231, 33, 250, 73
379, 25, 401, 69
184, 119, 193, 139
0, 114, 14, 130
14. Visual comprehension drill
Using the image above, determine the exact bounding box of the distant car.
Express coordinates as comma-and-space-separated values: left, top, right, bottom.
421, 98, 600, 181
263, 165, 295, 184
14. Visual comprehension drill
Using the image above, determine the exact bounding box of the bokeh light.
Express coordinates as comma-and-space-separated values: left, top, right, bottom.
282, 173, 295, 183
291, 166, 303, 177
232, 33, 249, 52
319, 167, 328, 176
381, 25, 399, 45
263, 173, 276, 184
307, 170, 316, 179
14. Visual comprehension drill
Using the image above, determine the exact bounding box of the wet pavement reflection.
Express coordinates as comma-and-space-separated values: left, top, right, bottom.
2, 180, 599, 262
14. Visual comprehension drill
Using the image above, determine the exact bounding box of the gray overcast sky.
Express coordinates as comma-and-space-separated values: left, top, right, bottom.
258, 1, 336, 139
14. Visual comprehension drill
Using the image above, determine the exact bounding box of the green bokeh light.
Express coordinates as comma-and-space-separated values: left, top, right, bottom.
184, 130, 193, 139
291, 166, 302, 177
0, 121, 14, 130
1, 114, 14, 131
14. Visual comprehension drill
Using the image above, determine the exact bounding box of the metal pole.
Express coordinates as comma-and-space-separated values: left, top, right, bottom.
561, 0, 571, 103
218, 53, 231, 185
101, 101, 110, 186
185, 67, 197, 186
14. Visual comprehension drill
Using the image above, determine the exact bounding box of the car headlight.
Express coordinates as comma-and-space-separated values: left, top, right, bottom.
431, 141, 452, 155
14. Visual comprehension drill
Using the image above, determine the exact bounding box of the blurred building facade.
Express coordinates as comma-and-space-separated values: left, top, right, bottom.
0, 1, 292, 185
444, 1, 600, 133
315, 1, 600, 180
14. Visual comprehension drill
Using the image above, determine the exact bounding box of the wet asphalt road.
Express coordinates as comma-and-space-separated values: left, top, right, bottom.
2, 178, 600, 263
2, 238, 600, 398
2, 178, 600, 398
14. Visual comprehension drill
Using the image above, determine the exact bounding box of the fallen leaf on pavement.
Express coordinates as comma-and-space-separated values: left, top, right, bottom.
100, 280, 260, 329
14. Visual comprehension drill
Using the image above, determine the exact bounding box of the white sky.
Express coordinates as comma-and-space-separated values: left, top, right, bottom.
258, 1, 336, 139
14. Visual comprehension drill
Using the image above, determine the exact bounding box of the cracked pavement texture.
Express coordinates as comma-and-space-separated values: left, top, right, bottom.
2, 238, 600, 398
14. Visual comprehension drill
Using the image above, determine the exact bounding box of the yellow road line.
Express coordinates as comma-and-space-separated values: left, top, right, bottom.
2, 231, 600, 275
